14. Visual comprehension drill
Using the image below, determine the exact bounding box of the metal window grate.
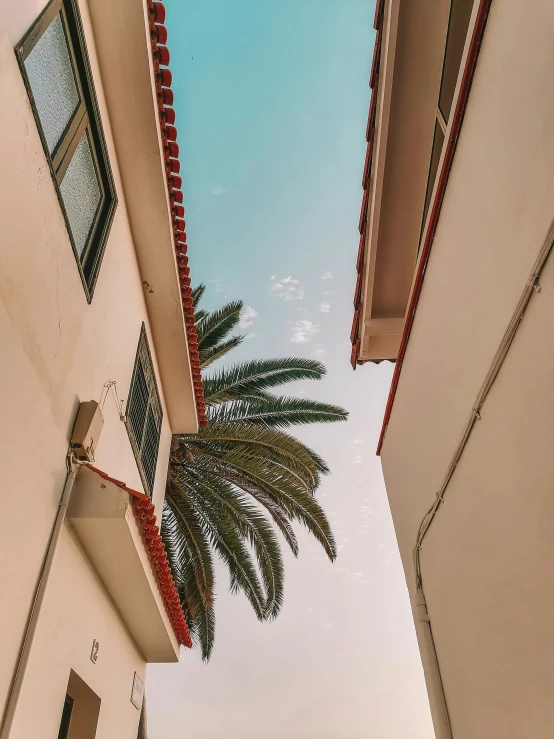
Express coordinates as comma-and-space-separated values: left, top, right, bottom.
126, 325, 163, 496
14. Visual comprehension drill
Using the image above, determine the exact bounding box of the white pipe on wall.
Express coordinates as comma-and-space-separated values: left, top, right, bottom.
413, 591, 453, 739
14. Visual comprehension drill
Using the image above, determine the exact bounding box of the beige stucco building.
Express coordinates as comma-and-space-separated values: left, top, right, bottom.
0, 0, 205, 736
352, 0, 554, 737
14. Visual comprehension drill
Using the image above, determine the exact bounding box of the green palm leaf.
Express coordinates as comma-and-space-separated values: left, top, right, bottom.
173, 422, 328, 489
165, 481, 215, 608
192, 284, 206, 309
203, 358, 327, 406
189, 469, 284, 618
200, 336, 244, 370
209, 395, 348, 428
197, 300, 243, 352
161, 287, 346, 660
184, 472, 266, 619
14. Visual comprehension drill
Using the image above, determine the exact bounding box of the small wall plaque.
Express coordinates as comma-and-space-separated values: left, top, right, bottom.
131, 672, 144, 710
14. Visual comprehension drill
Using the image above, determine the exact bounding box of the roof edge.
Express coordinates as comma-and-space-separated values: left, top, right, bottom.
146, 0, 207, 427
376, 0, 493, 455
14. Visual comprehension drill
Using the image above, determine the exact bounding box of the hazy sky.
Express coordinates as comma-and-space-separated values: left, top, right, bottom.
148, 2, 434, 737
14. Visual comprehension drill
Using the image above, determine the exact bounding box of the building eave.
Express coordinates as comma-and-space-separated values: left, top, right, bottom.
350, 0, 401, 368
87, 0, 207, 432
376, 0, 493, 454
84, 464, 192, 651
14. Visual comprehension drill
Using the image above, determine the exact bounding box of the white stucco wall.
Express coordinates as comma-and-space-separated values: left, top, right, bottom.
380, 1, 554, 736
0, 0, 181, 735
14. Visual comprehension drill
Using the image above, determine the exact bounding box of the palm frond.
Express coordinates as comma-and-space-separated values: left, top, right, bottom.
175, 565, 216, 661
209, 396, 348, 428
196, 300, 243, 352
215, 476, 299, 556
165, 481, 215, 607
173, 422, 329, 490
172, 450, 335, 561
200, 336, 244, 370
202, 456, 336, 560
192, 284, 206, 309
162, 293, 346, 661
194, 309, 208, 324
162, 501, 217, 660
202, 358, 326, 406
184, 473, 266, 619
191, 470, 284, 618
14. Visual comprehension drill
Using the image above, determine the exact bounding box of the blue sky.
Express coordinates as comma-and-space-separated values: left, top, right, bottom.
148, 2, 434, 737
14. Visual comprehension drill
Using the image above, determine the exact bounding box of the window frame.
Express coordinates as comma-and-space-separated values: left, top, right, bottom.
126, 325, 163, 497
56, 695, 74, 739
419, 0, 475, 249
15, 0, 117, 302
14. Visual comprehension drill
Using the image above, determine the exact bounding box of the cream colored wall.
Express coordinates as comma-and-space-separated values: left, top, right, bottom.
10, 527, 146, 739
380, 1, 554, 736
0, 0, 178, 734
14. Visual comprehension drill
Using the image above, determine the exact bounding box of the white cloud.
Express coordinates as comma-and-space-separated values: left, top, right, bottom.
320, 302, 330, 313
211, 186, 226, 196
322, 270, 333, 280
239, 305, 258, 329
353, 454, 363, 464
353, 438, 363, 445
324, 290, 334, 296
289, 320, 319, 344
245, 333, 257, 340
313, 344, 325, 357
270, 276, 305, 301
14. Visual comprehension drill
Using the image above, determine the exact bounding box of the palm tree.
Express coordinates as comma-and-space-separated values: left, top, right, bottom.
162, 285, 348, 660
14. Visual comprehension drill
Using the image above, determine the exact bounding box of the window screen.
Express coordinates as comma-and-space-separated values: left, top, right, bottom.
126, 326, 163, 496
16, 0, 117, 300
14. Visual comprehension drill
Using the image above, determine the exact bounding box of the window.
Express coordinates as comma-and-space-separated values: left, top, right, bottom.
16, 0, 117, 300
420, 0, 475, 238
57, 695, 74, 739
126, 325, 163, 496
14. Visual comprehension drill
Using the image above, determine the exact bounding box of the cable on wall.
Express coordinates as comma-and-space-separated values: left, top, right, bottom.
413, 216, 554, 591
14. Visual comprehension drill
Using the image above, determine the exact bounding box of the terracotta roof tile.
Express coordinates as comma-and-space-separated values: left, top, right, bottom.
146, 0, 208, 427
350, 4, 385, 367
373, 0, 385, 30
369, 27, 382, 89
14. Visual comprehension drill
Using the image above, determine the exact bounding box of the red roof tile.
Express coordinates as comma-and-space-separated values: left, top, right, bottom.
86, 464, 193, 649
146, 0, 208, 427
373, 0, 385, 30
350, 5, 385, 367
369, 27, 382, 89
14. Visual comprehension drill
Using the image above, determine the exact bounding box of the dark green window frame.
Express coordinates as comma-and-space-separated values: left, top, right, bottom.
126, 325, 163, 496
15, 0, 117, 301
